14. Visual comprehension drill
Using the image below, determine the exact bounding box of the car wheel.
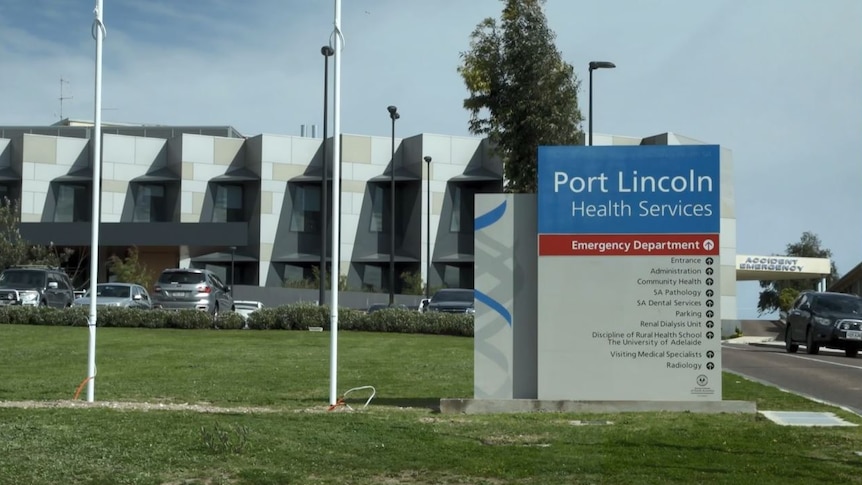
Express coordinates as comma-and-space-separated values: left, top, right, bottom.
846, 348, 858, 358
784, 324, 798, 353
805, 327, 820, 355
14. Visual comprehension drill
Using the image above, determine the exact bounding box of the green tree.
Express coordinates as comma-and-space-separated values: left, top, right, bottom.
757, 231, 839, 314
458, 0, 583, 193
283, 266, 347, 292
107, 246, 154, 288
399, 270, 424, 295
0, 198, 71, 270
0, 198, 28, 270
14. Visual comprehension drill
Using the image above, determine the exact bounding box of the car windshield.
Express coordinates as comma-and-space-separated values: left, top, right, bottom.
0, 270, 46, 288
91, 285, 132, 299
815, 295, 862, 315
158, 271, 205, 285
431, 290, 473, 303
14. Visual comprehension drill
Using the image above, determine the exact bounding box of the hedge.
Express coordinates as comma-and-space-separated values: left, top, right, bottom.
0, 304, 474, 337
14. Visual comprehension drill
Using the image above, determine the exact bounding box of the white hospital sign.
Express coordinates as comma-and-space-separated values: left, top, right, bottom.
737, 257, 803, 273
734, 255, 832, 281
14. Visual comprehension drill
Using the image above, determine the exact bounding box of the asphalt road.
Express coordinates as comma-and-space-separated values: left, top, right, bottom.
723, 341, 862, 414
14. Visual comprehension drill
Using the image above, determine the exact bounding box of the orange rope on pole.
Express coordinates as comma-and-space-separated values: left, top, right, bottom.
73, 376, 94, 400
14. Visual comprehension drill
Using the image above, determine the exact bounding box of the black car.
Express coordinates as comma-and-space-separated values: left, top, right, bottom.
785, 291, 862, 358
0, 266, 76, 308
426, 288, 475, 315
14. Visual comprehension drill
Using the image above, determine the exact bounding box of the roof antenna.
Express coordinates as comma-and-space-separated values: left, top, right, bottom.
58, 77, 73, 120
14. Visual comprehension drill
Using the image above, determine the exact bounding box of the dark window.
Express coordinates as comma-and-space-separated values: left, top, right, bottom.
133, 184, 168, 222
369, 184, 403, 234
157, 271, 206, 285
370, 184, 385, 232
450, 186, 462, 232
213, 184, 243, 222
449, 185, 476, 234
55, 184, 90, 222
0, 183, 16, 204
209, 273, 227, 290
290, 184, 320, 233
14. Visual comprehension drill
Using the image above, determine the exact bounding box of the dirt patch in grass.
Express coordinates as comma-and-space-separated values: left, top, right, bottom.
480, 433, 551, 447
373, 470, 507, 484
0, 399, 280, 414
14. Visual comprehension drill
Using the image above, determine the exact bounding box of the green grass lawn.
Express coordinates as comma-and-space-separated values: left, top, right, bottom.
2, 325, 862, 485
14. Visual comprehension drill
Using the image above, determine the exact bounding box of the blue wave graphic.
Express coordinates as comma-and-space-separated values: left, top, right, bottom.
474, 289, 512, 327
474, 200, 507, 231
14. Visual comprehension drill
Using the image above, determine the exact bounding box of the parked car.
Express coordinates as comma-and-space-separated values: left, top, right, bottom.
785, 291, 862, 358
426, 288, 475, 315
367, 303, 389, 314
0, 265, 75, 308
367, 303, 408, 314
233, 300, 263, 321
73, 283, 153, 309
152, 268, 233, 317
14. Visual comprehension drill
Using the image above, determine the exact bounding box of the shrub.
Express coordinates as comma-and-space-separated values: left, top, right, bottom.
215, 312, 244, 330
282, 303, 328, 330
245, 307, 276, 330
336, 307, 365, 331
0, 303, 474, 337
165, 309, 214, 330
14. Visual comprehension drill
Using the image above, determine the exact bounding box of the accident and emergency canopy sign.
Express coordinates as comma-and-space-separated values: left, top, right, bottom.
536, 145, 722, 402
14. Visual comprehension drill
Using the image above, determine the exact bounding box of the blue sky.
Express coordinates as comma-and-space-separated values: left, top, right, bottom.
1, 0, 860, 318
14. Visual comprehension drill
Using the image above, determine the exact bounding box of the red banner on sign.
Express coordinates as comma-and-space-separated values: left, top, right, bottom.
539, 234, 720, 256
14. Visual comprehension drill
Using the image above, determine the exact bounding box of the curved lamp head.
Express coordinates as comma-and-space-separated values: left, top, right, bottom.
589, 61, 616, 71
321, 45, 334, 56
387, 105, 399, 120
423, 156, 432, 164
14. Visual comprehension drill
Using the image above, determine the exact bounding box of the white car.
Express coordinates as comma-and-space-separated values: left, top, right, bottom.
233, 300, 264, 321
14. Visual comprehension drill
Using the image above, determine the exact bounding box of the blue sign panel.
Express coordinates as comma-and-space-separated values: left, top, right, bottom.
537, 145, 720, 235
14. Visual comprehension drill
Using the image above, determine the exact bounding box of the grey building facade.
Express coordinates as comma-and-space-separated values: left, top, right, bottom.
0, 121, 502, 294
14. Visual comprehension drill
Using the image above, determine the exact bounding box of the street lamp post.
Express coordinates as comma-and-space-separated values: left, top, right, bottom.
424, 156, 432, 301
229, 246, 236, 289
319, 45, 334, 307
387, 105, 399, 306
588, 61, 616, 146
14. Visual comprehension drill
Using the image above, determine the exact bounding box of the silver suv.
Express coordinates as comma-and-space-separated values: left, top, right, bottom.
152, 268, 234, 317
0, 266, 76, 308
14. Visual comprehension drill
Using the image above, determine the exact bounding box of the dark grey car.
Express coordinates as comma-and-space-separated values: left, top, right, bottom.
152, 268, 233, 317
0, 266, 75, 308
426, 288, 475, 315
785, 291, 862, 358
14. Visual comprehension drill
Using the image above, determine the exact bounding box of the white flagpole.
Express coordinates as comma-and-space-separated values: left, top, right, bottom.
87, 0, 106, 402
329, 0, 343, 406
